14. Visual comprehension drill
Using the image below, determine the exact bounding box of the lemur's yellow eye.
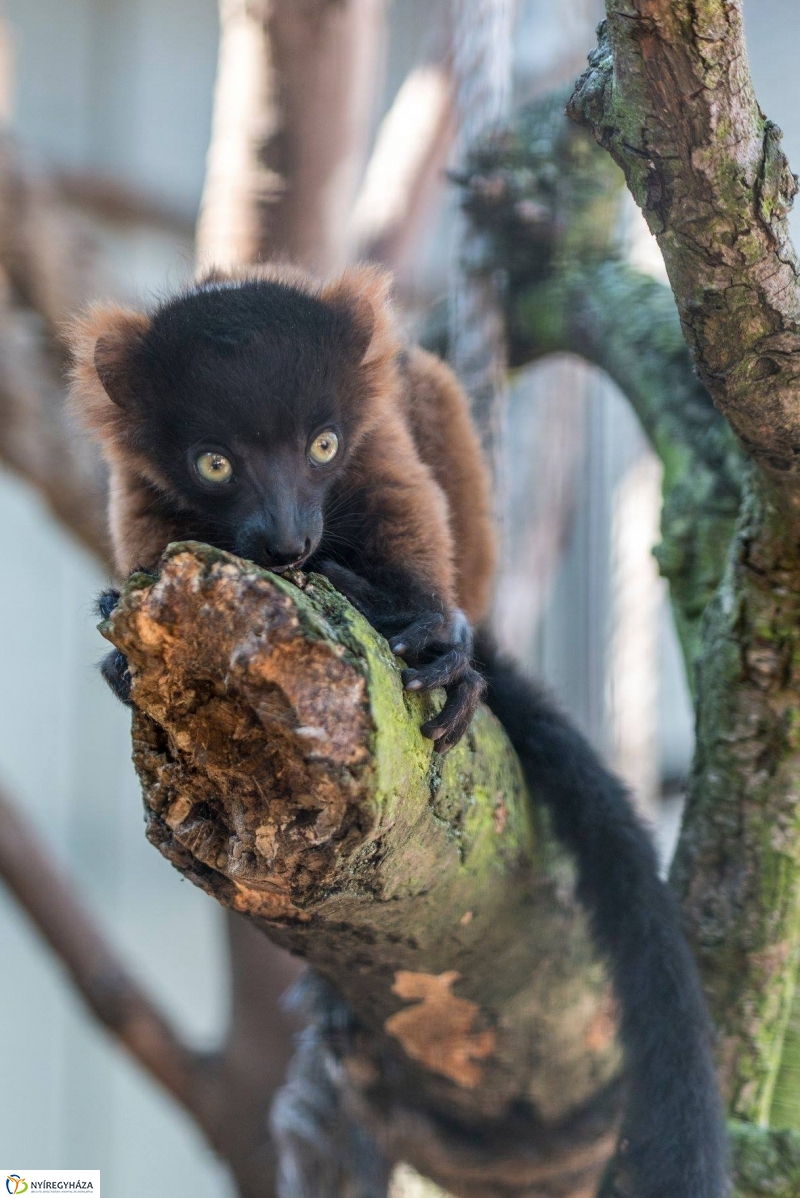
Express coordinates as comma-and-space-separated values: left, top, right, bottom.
309, 430, 339, 465
196, 451, 233, 484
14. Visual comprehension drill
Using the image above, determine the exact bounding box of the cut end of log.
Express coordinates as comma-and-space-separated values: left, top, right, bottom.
104, 542, 392, 920
101, 541, 501, 928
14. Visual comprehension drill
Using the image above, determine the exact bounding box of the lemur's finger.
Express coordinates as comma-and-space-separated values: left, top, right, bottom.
421, 669, 485, 753
403, 647, 471, 692
389, 611, 446, 659
100, 647, 133, 707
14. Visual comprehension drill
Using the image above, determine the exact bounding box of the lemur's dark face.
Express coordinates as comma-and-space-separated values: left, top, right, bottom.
118, 279, 381, 570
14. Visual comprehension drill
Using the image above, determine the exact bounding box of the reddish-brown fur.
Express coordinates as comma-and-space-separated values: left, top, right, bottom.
400, 346, 496, 623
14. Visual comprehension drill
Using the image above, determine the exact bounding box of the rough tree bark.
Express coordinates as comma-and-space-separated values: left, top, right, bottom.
103, 541, 625, 1198
566, 0, 800, 1159
449, 5, 800, 1188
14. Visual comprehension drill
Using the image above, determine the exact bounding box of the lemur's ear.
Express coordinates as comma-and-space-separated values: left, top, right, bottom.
92, 311, 150, 408
68, 305, 150, 439
321, 264, 398, 366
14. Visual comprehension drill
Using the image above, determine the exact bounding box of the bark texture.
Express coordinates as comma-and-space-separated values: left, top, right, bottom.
458, 82, 800, 1190
104, 541, 624, 1198
568, 5, 800, 499
563, 1, 800, 1143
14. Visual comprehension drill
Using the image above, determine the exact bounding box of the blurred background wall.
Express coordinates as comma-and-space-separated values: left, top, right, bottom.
0, 1, 796, 1193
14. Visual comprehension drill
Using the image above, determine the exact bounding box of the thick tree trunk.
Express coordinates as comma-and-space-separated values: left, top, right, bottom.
103, 541, 623, 1198
565, 2, 800, 1160
453, 46, 800, 1192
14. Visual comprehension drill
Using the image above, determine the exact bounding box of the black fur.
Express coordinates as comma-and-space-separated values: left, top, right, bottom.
99, 647, 133, 706
475, 632, 731, 1198
96, 586, 121, 622
119, 280, 377, 566
95, 588, 132, 705
271, 974, 391, 1198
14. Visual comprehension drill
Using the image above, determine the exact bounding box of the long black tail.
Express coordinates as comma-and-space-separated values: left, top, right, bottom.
477, 634, 730, 1198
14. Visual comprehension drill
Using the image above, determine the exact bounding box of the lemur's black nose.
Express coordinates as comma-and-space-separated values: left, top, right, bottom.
265, 537, 311, 569
236, 511, 314, 571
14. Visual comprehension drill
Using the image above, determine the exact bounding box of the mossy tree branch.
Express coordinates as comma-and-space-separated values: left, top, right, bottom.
454, 93, 744, 679
104, 541, 624, 1198
560, 0, 800, 1139
456, 69, 800, 1188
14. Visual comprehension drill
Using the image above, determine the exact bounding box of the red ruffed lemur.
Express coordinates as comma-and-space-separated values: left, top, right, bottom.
69, 264, 729, 1198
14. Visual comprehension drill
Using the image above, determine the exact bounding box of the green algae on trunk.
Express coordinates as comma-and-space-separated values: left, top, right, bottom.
672, 475, 800, 1127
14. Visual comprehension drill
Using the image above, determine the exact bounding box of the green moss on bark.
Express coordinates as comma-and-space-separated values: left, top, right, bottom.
456, 97, 743, 681
730, 1121, 800, 1196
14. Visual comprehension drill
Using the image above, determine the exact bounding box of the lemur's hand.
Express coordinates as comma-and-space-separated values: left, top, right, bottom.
389, 610, 485, 754
96, 588, 133, 706
313, 560, 485, 753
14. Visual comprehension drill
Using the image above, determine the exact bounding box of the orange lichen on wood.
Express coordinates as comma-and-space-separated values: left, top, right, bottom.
385, 970, 496, 1088
585, 996, 619, 1055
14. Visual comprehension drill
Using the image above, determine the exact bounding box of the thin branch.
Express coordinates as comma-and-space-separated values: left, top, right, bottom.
0, 784, 209, 1120
0, 297, 109, 562
0, 133, 94, 344
0, 130, 110, 561
568, 5, 800, 497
